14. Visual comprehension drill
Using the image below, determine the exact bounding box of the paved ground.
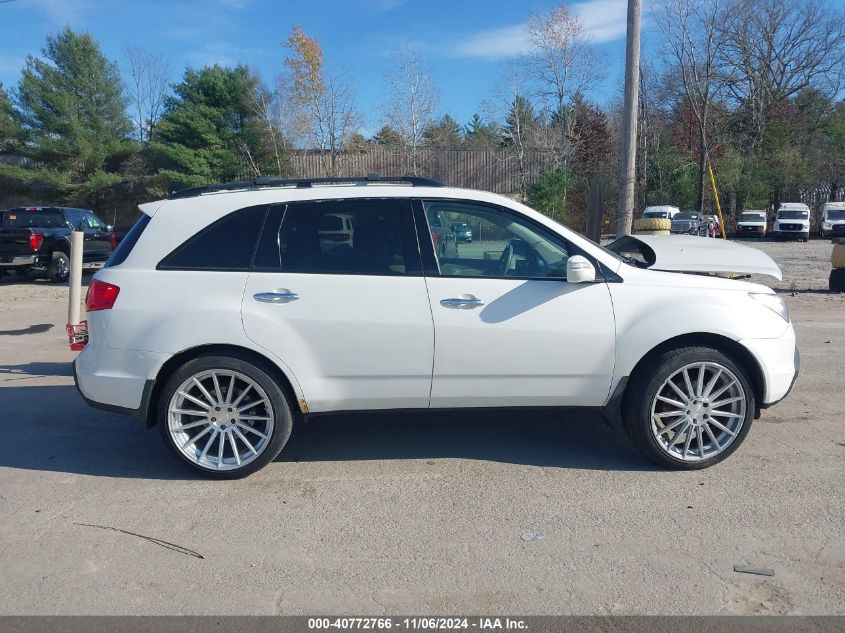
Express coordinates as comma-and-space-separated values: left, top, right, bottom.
0, 238, 842, 615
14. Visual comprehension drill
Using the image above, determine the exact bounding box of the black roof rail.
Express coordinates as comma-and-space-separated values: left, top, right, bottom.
168, 172, 444, 200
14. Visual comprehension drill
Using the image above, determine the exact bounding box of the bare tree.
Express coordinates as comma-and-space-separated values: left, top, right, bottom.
384, 47, 438, 175
524, 4, 603, 171
720, 0, 845, 152
656, 0, 732, 212
125, 47, 169, 143
486, 65, 543, 201
246, 77, 290, 176
282, 26, 361, 176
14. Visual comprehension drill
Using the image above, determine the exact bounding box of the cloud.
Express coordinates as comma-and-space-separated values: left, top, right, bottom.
452, 0, 629, 60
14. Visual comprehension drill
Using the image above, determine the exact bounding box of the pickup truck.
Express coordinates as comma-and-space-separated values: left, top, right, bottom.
0, 206, 115, 282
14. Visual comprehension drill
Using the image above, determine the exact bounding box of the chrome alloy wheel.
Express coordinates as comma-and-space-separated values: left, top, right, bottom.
650, 361, 747, 462
167, 369, 275, 471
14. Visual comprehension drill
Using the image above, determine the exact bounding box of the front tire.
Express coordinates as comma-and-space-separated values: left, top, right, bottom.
157, 355, 293, 478
623, 346, 755, 469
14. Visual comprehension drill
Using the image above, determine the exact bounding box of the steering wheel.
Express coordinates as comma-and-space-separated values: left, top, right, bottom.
497, 242, 515, 277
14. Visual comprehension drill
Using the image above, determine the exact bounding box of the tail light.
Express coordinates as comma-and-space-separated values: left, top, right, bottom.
29, 233, 44, 251
85, 279, 120, 312
110, 232, 117, 249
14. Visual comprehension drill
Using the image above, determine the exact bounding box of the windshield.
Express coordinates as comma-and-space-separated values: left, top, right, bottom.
452, 223, 469, 230
826, 210, 845, 221
642, 210, 668, 218
674, 212, 697, 220
777, 210, 808, 219
740, 213, 766, 222
3, 210, 67, 228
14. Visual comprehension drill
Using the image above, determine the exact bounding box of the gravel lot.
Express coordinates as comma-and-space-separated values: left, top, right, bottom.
0, 238, 842, 615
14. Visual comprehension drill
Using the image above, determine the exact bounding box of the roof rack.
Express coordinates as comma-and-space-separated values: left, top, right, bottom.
168, 172, 444, 200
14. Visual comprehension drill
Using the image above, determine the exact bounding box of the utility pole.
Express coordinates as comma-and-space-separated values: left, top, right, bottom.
615, 0, 642, 237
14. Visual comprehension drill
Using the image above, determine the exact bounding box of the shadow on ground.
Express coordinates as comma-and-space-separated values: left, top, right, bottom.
0, 383, 654, 480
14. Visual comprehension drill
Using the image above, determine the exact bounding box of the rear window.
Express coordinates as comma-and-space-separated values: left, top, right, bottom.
158, 205, 269, 270
253, 199, 409, 276
105, 213, 151, 268
4, 209, 67, 228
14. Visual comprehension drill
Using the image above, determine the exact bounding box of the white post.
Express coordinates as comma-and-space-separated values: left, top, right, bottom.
68, 230, 84, 326
615, 0, 642, 237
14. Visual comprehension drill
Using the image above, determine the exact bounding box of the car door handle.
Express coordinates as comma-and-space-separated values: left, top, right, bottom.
253, 291, 299, 303
440, 295, 484, 309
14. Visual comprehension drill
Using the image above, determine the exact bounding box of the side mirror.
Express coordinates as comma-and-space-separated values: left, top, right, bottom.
567, 255, 596, 283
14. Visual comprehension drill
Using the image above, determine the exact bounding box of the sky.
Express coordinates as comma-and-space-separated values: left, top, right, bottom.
0, 0, 645, 135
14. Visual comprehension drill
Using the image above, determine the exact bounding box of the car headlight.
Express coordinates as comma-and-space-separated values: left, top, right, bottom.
750, 292, 789, 322
824, 222, 832, 228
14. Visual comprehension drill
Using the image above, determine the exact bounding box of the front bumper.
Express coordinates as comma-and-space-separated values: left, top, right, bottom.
736, 225, 765, 235
772, 230, 808, 239
739, 324, 799, 406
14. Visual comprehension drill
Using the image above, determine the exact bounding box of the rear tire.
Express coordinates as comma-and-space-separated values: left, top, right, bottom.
47, 251, 70, 283
623, 346, 755, 469
157, 354, 293, 478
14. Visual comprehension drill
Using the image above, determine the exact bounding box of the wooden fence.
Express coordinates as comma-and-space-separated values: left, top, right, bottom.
286, 148, 557, 194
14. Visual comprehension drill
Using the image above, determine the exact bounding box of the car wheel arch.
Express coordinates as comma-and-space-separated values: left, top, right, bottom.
145, 343, 305, 428
623, 332, 765, 413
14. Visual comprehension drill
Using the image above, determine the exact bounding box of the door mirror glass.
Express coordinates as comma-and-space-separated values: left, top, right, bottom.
566, 255, 595, 283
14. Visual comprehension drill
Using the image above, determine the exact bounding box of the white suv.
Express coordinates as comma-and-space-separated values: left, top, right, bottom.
74, 176, 799, 478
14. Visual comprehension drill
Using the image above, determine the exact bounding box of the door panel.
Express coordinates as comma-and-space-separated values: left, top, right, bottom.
416, 199, 616, 408
241, 199, 434, 413
426, 277, 615, 407
242, 273, 434, 412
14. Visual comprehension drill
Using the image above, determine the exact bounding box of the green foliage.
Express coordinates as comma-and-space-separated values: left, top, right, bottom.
16, 28, 131, 179
464, 113, 498, 149
0, 83, 23, 151
148, 65, 277, 190
527, 168, 573, 222
423, 114, 462, 147
372, 125, 402, 145
502, 95, 539, 146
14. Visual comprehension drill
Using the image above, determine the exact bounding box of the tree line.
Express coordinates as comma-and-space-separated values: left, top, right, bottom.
0, 0, 843, 230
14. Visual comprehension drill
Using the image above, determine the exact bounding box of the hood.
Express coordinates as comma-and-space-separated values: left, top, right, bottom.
608, 235, 783, 280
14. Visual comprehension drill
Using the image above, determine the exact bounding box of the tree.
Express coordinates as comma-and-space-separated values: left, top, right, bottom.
372, 125, 402, 146
501, 94, 542, 200
656, 0, 732, 213
720, 0, 845, 153
0, 83, 21, 152
150, 65, 277, 188
282, 26, 360, 175
525, 4, 602, 170
423, 114, 462, 148
125, 47, 170, 143
463, 113, 499, 149
384, 47, 438, 174
15, 27, 132, 201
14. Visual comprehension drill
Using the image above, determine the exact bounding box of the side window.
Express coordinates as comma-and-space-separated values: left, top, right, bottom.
64, 209, 83, 230
83, 212, 105, 230
422, 200, 571, 279
253, 199, 409, 275
158, 205, 268, 270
